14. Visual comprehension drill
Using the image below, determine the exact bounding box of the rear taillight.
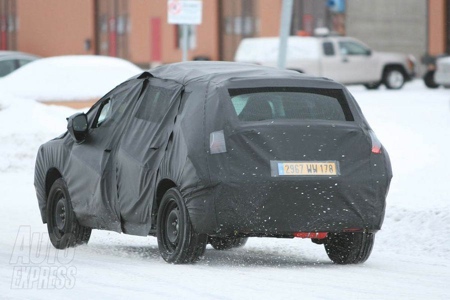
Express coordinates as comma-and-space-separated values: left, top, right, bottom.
210, 130, 227, 154
369, 130, 382, 154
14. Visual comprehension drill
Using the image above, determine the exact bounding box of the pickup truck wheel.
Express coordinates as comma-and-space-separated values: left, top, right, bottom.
209, 237, 248, 250
324, 232, 374, 264
423, 70, 439, 88
364, 82, 381, 90
157, 188, 207, 264
383, 67, 406, 89
47, 178, 91, 249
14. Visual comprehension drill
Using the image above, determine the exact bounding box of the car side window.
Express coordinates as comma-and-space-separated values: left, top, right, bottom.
323, 42, 335, 56
93, 98, 112, 128
0, 59, 17, 77
338, 41, 370, 56
18, 59, 33, 67
136, 86, 172, 123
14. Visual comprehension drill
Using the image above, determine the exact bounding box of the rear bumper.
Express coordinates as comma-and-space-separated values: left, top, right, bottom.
208, 175, 388, 237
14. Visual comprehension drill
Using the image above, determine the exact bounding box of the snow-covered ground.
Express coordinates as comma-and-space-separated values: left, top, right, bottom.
0, 77, 449, 299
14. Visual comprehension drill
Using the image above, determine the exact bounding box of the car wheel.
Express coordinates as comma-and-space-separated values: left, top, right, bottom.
47, 178, 91, 249
363, 82, 381, 90
157, 188, 207, 264
324, 232, 374, 264
383, 67, 406, 89
423, 70, 439, 88
209, 237, 248, 250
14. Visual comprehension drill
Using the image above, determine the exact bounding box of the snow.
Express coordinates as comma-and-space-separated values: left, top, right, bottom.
0, 77, 449, 299
0, 55, 142, 101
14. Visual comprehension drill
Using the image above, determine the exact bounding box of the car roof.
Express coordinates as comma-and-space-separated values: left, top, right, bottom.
145, 61, 339, 87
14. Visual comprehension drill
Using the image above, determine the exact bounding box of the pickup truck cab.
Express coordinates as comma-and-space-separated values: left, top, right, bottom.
235, 36, 416, 90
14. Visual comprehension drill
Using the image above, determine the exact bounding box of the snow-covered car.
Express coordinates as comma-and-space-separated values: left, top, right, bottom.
235, 36, 416, 90
0, 55, 142, 101
0, 50, 39, 77
434, 56, 450, 87
34, 62, 392, 265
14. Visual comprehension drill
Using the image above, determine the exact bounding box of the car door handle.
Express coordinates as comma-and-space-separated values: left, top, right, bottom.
104, 149, 111, 153
342, 57, 349, 63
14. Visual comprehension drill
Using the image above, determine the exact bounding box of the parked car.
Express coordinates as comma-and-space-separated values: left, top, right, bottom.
421, 53, 449, 88
433, 56, 450, 88
235, 36, 416, 90
0, 51, 39, 77
35, 62, 392, 265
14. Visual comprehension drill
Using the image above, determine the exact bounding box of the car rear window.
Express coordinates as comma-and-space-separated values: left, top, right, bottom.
228, 87, 353, 122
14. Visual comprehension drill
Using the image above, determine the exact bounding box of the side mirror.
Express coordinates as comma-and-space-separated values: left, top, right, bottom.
67, 113, 88, 144
366, 49, 372, 56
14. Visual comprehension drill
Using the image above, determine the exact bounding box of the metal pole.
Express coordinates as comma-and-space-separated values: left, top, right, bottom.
182, 24, 189, 62
278, 0, 294, 69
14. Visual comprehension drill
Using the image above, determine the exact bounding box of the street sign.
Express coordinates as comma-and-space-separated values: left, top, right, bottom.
168, 0, 203, 25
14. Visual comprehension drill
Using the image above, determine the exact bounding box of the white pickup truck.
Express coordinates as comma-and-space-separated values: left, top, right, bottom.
234, 36, 416, 90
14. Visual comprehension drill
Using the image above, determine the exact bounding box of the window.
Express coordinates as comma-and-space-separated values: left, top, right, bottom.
136, 86, 172, 123
323, 42, 335, 56
229, 88, 353, 122
18, 59, 33, 67
93, 98, 112, 127
0, 59, 16, 76
338, 41, 370, 56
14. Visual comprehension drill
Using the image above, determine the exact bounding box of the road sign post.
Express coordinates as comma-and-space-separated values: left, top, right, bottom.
167, 0, 203, 62
278, 0, 294, 69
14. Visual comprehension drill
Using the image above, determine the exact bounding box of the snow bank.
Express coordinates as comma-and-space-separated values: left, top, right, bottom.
0, 55, 142, 101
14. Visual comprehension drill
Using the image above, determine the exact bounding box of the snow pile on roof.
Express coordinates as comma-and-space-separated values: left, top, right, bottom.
0, 55, 142, 101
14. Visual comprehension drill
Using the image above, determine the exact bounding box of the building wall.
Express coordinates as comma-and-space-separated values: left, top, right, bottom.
346, 0, 427, 70
428, 0, 447, 55
258, 0, 282, 36
17, 0, 95, 56
128, 0, 219, 66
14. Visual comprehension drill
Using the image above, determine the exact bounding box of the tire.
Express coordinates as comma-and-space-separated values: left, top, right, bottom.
47, 178, 91, 249
383, 67, 406, 90
157, 188, 207, 264
423, 70, 439, 88
209, 237, 248, 250
324, 232, 375, 264
364, 82, 381, 90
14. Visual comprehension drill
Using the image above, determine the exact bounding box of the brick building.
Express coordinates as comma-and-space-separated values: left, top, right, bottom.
0, 0, 448, 68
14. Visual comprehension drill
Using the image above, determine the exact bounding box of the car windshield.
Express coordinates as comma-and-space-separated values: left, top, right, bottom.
229, 87, 353, 122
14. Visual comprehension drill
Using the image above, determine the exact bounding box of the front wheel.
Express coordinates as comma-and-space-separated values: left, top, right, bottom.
157, 188, 207, 264
47, 178, 91, 249
324, 232, 375, 264
383, 68, 406, 89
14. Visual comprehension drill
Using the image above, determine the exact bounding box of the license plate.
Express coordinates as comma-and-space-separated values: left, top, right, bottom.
271, 161, 340, 177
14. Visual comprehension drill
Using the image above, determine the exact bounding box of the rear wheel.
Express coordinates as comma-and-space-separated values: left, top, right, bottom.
157, 188, 207, 264
423, 70, 439, 88
47, 178, 91, 249
383, 67, 406, 89
209, 237, 248, 250
364, 82, 381, 90
324, 232, 374, 264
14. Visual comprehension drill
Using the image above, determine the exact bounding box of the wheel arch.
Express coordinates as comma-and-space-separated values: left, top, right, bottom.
152, 178, 177, 228
383, 64, 407, 76
45, 168, 63, 200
